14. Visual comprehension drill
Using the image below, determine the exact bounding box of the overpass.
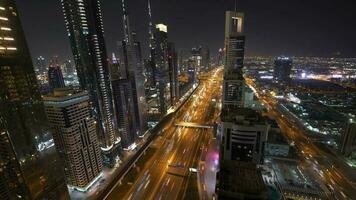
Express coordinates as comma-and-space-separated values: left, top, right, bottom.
175, 122, 214, 129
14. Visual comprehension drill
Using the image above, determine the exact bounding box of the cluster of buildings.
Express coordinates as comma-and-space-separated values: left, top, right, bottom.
0, 0, 213, 199
245, 54, 356, 165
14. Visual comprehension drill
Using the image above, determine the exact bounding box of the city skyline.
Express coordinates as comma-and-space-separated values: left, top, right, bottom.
1, 0, 356, 199
16, 0, 356, 62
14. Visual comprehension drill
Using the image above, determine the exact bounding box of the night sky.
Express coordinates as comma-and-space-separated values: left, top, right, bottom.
16, 0, 356, 63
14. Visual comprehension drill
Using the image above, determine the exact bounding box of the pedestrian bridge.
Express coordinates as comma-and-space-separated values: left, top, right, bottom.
175, 122, 214, 129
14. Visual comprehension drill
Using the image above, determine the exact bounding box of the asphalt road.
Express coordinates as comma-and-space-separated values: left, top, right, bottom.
106, 68, 223, 200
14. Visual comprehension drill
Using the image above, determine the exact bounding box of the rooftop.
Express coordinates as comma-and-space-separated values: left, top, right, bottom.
221, 106, 266, 125
217, 160, 268, 198
43, 88, 89, 105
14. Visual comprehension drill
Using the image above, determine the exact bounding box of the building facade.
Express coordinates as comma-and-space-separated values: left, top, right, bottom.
109, 56, 137, 149
222, 11, 246, 107
273, 56, 292, 82
168, 42, 179, 105
340, 121, 356, 157
0, 1, 69, 199
48, 57, 65, 90
44, 89, 103, 191
221, 108, 269, 164
119, 0, 147, 134
154, 23, 171, 115
61, 0, 119, 163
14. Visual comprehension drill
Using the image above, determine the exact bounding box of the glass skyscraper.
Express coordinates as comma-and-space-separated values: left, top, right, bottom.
0, 0, 69, 199
154, 24, 170, 115
223, 11, 246, 107
120, 0, 147, 134
61, 0, 120, 164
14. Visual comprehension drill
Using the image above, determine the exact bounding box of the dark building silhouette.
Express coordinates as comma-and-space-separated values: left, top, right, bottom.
340, 121, 356, 157
273, 56, 292, 82
0, 1, 69, 199
168, 42, 179, 104
110, 56, 137, 149
48, 57, 65, 90
118, 0, 147, 134
36, 56, 46, 74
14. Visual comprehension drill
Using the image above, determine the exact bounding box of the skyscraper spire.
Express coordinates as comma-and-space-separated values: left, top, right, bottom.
147, 0, 156, 62
148, 0, 154, 49
122, 0, 132, 44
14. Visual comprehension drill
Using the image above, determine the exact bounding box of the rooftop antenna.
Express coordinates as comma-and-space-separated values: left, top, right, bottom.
234, 0, 238, 12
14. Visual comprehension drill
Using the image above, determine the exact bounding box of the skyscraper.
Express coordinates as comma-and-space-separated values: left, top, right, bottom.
0, 1, 68, 199
110, 55, 137, 149
43, 89, 103, 191
191, 47, 202, 75
48, 57, 65, 90
61, 0, 119, 164
154, 23, 171, 114
222, 11, 245, 107
220, 11, 269, 165
191, 45, 210, 75
201, 45, 210, 72
36, 56, 46, 74
273, 56, 292, 82
168, 42, 179, 104
120, 0, 147, 134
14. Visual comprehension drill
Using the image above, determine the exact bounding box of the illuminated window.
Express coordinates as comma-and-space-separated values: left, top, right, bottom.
6, 47, 17, 50
0, 17, 8, 21
4, 37, 14, 41
1, 27, 11, 31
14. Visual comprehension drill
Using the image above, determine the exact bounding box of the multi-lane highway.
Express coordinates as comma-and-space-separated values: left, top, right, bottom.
245, 77, 356, 200
105, 68, 223, 200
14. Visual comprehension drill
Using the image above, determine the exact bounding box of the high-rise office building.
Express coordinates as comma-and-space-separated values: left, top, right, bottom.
340, 120, 356, 157
144, 58, 156, 91
220, 11, 268, 164
191, 47, 202, 74
191, 45, 210, 75
222, 11, 245, 107
43, 89, 103, 191
109, 55, 137, 149
36, 56, 46, 74
201, 45, 210, 72
273, 56, 292, 82
0, 1, 68, 199
154, 23, 171, 114
61, 0, 119, 165
48, 57, 65, 90
168, 42, 179, 104
187, 58, 196, 84
119, 0, 147, 134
